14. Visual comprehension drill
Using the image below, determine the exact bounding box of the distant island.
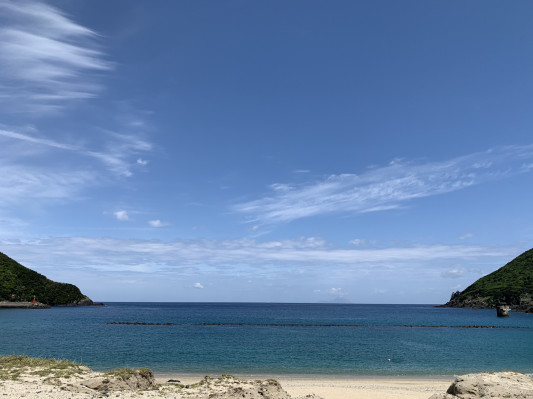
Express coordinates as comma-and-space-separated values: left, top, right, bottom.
442, 248, 533, 313
0, 252, 102, 308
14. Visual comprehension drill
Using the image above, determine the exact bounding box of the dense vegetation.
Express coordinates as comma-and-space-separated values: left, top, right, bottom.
0, 252, 88, 306
445, 248, 533, 312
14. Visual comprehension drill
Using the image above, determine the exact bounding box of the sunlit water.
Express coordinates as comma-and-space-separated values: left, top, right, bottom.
1, 303, 532, 376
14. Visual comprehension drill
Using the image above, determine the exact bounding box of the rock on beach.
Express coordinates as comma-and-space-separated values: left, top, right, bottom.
429, 371, 533, 399
0, 357, 324, 399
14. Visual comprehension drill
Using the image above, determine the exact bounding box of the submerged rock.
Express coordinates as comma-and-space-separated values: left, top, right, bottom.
429, 371, 533, 398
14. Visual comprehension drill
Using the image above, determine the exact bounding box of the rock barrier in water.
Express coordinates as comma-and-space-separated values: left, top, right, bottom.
107, 321, 174, 326
106, 321, 529, 329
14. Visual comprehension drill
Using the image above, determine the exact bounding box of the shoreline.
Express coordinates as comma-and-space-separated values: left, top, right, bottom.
2, 356, 532, 399
0, 301, 50, 309
154, 372, 456, 380
153, 374, 453, 399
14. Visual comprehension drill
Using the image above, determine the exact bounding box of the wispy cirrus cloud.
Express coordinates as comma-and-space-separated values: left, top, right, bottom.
1, 236, 519, 302
85, 130, 152, 177
0, 127, 151, 176
0, 0, 112, 113
0, 128, 77, 151
0, 129, 100, 211
0, 126, 152, 215
0, 0, 152, 181
234, 144, 533, 224
0, 236, 511, 273
0, 163, 96, 206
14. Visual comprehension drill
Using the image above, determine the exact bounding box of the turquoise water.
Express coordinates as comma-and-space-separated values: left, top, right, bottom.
1, 303, 532, 376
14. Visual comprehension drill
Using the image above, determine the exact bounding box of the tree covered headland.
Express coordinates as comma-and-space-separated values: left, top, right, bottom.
0, 252, 91, 306
444, 248, 533, 312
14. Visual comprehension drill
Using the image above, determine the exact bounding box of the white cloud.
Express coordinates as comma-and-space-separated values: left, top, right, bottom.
0, 162, 96, 206
193, 282, 204, 289
234, 144, 533, 224
0, 126, 152, 183
0, 236, 513, 274
0, 0, 152, 178
328, 288, 344, 296
0, 126, 153, 229
113, 210, 129, 221
0, 129, 77, 151
459, 233, 474, 240
314, 287, 346, 297
0, 0, 112, 113
148, 219, 170, 228
86, 130, 152, 177
137, 158, 148, 166
349, 239, 365, 246
441, 266, 468, 279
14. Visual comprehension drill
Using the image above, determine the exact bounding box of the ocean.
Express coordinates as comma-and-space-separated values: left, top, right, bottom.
1, 302, 532, 376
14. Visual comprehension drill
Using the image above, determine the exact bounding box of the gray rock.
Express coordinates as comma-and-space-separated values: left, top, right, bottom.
429, 371, 533, 398
80, 369, 155, 392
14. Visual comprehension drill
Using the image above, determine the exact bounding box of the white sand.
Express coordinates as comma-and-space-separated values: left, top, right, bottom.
155, 375, 453, 399
277, 376, 452, 399
0, 368, 453, 399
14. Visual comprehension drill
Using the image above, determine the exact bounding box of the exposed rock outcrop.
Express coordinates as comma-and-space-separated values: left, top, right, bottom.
190, 376, 293, 399
0, 356, 324, 399
80, 368, 155, 392
429, 371, 533, 399
59, 296, 105, 306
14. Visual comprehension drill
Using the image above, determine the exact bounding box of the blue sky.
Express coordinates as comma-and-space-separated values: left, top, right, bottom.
1, 0, 532, 303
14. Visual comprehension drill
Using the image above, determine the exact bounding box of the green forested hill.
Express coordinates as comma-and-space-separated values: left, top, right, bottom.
444, 248, 533, 312
0, 252, 91, 306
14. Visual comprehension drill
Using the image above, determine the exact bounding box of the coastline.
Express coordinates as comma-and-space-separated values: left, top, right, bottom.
0, 301, 50, 309
154, 374, 453, 399
3, 356, 532, 399
154, 372, 456, 380
0, 355, 453, 399
277, 376, 451, 399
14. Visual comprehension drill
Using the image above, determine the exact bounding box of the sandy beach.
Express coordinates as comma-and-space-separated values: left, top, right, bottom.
1, 374, 452, 399
157, 375, 452, 399
2, 355, 532, 399
278, 376, 451, 399
0, 355, 454, 399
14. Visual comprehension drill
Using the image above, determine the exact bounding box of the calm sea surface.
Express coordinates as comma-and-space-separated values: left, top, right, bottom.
1, 303, 532, 376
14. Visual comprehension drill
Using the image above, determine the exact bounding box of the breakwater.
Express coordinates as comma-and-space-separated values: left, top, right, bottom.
106, 321, 529, 329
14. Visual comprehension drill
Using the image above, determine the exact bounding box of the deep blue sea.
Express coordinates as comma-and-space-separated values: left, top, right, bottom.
1, 303, 532, 376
